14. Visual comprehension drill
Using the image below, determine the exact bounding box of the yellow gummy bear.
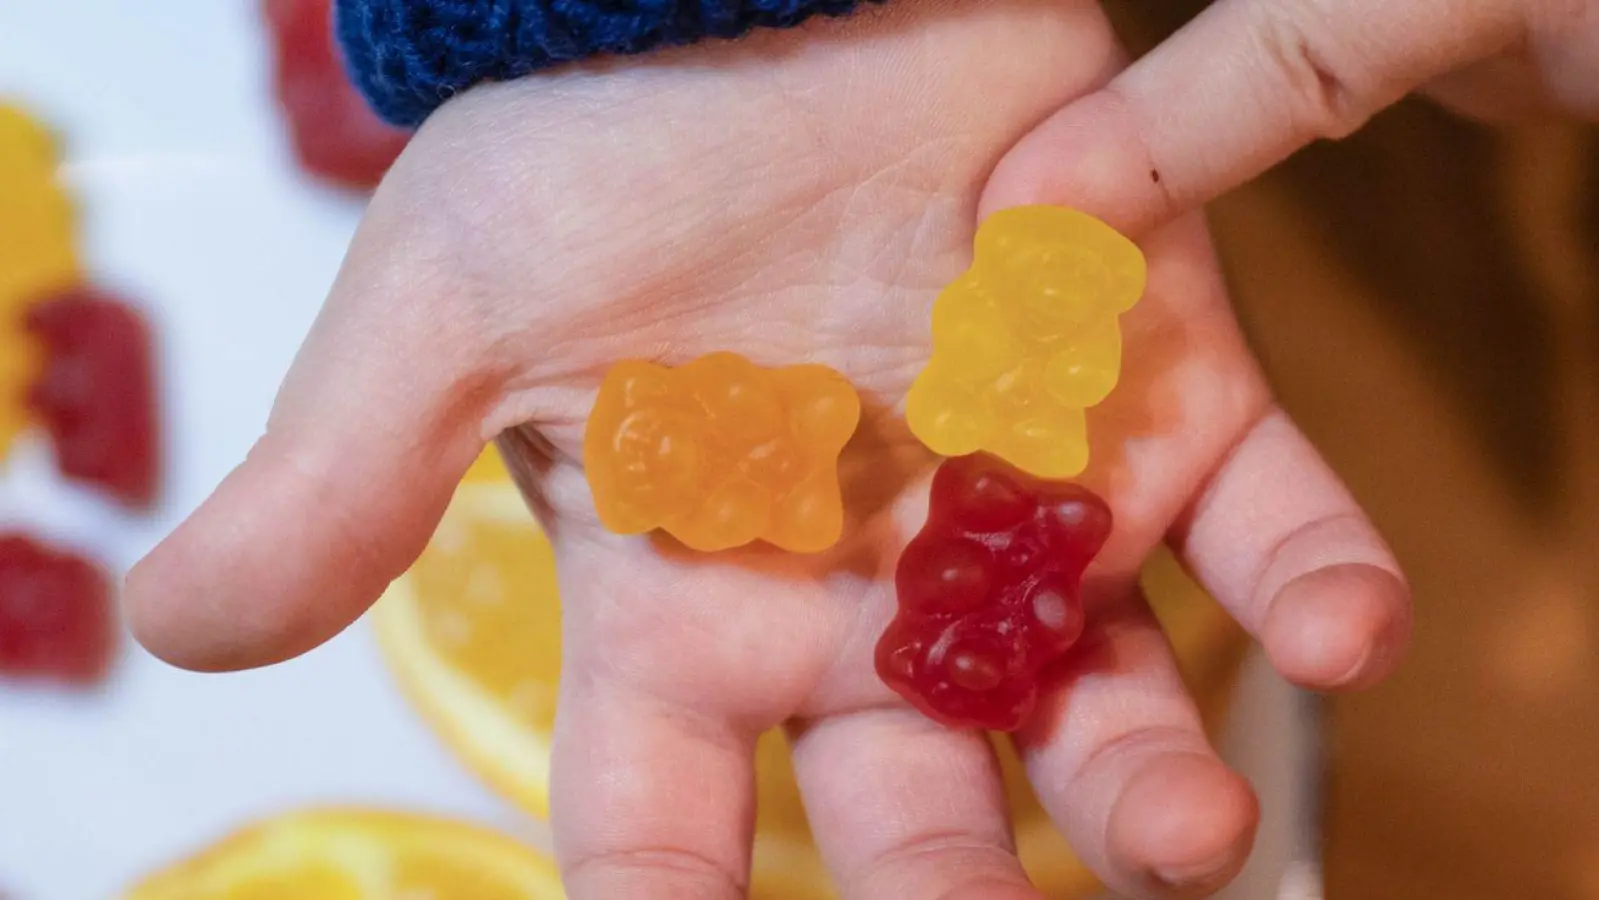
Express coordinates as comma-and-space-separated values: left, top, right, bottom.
0, 103, 80, 457
905, 205, 1146, 479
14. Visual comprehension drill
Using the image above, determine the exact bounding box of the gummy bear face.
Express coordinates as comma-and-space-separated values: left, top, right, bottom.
906, 206, 1146, 480
875, 454, 1112, 732
601, 366, 705, 512
583, 352, 861, 553
974, 206, 1143, 336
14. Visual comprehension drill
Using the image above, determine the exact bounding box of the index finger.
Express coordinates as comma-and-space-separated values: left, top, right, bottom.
981, 0, 1533, 231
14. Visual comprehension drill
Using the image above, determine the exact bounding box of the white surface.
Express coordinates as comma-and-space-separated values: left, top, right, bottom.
1213, 654, 1320, 900
0, 5, 530, 898
0, 4, 1311, 898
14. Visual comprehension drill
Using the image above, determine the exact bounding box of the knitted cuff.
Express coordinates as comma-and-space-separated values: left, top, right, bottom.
337, 0, 879, 127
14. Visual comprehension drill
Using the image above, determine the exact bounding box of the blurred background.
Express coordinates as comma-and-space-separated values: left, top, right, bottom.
1, 1, 1595, 898
1110, 5, 1599, 898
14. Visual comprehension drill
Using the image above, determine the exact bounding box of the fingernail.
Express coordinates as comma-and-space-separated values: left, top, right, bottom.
1268, 563, 1409, 690
1153, 855, 1237, 892
1332, 640, 1375, 687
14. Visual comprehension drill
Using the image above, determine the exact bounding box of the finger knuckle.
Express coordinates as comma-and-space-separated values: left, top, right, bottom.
1066, 723, 1210, 798
1253, 5, 1376, 141
563, 845, 747, 893
858, 830, 1029, 896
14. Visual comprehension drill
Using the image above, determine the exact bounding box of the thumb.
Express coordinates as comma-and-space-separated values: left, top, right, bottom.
981, 0, 1529, 231
127, 219, 494, 672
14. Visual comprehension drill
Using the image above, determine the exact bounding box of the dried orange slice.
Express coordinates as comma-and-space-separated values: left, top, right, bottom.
124, 809, 563, 900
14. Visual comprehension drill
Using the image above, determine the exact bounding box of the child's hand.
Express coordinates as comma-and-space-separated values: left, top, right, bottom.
986, 0, 1599, 231
127, 1, 1410, 897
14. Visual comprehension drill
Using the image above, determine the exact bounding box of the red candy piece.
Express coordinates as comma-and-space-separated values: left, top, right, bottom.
0, 535, 116, 686
263, 0, 411, 191
875, 454, 1112, 731
26, 286, 161, 509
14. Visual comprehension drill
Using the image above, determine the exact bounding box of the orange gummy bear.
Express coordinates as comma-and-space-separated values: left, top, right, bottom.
583, 352, 862, 553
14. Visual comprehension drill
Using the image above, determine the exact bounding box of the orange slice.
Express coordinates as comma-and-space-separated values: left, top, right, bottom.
124, 809, 564, 899
372, 448, 560, 817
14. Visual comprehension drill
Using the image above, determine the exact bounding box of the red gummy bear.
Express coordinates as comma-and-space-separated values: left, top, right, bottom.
875, 454, 1112, 731
26, 286, 161, 509
0, 535, 116, 686
263, 0, 411, 191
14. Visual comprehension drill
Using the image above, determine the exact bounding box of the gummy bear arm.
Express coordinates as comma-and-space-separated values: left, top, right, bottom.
905, 371, 995, 459
765, 469, 846, 553
770, 364, 863, 449
1110, 265, 1148, 315
1050, 487, 1115, 551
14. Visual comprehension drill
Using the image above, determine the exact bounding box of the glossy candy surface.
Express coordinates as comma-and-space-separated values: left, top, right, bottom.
906, 206, 1146, 479
875, 454, 1112, 731
0, 535, 115, 686
263, 0, 411, 190
27, 287, 161, 509
584, 352, 861, 553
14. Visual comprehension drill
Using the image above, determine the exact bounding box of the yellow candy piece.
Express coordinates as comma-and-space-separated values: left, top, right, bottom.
906, 206, 1146, 478
0, 103, 80, 310
0, 103, 81, 458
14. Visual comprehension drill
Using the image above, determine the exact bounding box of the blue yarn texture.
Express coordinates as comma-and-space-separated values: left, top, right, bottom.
337, 0, 875, 127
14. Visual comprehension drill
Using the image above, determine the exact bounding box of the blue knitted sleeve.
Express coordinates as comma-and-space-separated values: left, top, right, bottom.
337, 0, 878, 127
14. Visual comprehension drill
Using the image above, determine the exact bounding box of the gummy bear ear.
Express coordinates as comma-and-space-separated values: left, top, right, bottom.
933, 454, 1032, 530
683, 352, 788, 436
603, 359, 675, 407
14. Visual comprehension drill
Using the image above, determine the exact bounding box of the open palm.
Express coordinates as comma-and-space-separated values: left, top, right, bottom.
128, 1, 1410, 897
